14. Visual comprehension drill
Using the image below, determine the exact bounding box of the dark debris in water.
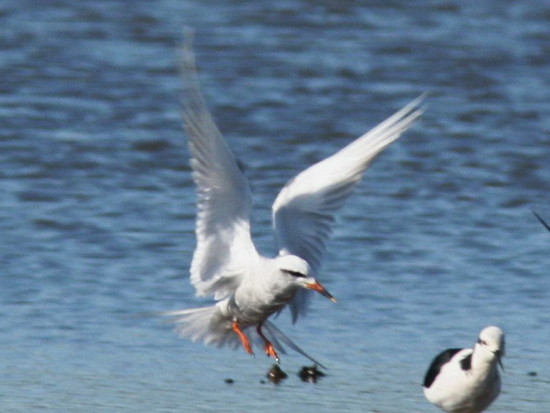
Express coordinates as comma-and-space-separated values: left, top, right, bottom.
224, 378, 234, 384
266, 364, 288, 384
298, 365, 326, 383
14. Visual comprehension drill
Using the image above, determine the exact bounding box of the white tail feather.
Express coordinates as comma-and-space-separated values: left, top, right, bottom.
162, 305, 240, 349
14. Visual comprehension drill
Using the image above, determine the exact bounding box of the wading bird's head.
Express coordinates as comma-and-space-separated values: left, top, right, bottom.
476, 326, 505, 368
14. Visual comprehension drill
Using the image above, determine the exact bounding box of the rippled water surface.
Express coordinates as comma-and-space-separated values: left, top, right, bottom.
1, 0, 549, 411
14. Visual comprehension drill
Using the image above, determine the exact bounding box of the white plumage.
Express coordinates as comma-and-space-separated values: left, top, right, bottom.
163, 34, 423, 365
423, 326, 505, 413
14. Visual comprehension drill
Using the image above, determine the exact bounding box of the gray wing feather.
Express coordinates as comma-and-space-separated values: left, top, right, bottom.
182, 34, 258, 299
273, 96, 424, 321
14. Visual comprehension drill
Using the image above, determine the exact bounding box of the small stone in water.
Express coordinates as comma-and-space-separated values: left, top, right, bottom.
266, 364, 288, 384
298, 365, 326, 383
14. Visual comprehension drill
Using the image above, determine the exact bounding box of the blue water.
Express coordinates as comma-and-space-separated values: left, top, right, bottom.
1, 0, 549, 411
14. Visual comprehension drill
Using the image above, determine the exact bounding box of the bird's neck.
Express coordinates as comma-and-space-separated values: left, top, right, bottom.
471, 346, 498, 379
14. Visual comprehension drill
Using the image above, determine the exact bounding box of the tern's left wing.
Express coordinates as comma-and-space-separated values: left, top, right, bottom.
182, 35, 259, 300
272, 97, 423, 321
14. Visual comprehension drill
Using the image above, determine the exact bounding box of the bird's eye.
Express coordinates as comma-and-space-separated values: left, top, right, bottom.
283, 270, 306, 278
477, 338, 487, 345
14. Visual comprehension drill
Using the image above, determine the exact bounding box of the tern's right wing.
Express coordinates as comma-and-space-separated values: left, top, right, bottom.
182, 34, 259, 300
272, 96, 424, 321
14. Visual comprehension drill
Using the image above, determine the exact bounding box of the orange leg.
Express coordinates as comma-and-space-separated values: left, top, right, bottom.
257, 323, 280, 362
232, 321, 253, 355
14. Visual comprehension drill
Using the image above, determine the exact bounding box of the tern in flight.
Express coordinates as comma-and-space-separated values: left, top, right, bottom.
162, 35, 423, 365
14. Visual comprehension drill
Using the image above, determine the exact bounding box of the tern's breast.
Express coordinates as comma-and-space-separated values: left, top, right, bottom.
230, 269, 298, 326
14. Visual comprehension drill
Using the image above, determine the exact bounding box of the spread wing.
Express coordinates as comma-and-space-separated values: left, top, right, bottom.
272, 96, 424, 321
182, 34, 259, 300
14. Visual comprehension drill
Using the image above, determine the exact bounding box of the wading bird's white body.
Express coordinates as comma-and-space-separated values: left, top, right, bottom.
423, 326, 505, 413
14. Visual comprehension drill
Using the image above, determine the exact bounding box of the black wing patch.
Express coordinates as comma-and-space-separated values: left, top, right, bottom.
423, 348, 463, 388
459, 353, 472, 371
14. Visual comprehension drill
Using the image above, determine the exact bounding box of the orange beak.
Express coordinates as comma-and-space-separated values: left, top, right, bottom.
305, 281, 337, 303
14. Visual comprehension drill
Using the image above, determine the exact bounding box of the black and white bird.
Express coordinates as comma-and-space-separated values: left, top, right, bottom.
423, 326, 505, 413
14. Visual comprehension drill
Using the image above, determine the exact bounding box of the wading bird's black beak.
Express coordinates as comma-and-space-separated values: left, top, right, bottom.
495, 350, 504, 371
305, 281, 337, 303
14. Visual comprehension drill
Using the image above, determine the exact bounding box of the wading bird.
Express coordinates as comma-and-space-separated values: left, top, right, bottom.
423, 326, 505, 413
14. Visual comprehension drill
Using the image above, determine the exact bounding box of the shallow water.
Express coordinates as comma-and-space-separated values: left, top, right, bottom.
1, 0, 549, 411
